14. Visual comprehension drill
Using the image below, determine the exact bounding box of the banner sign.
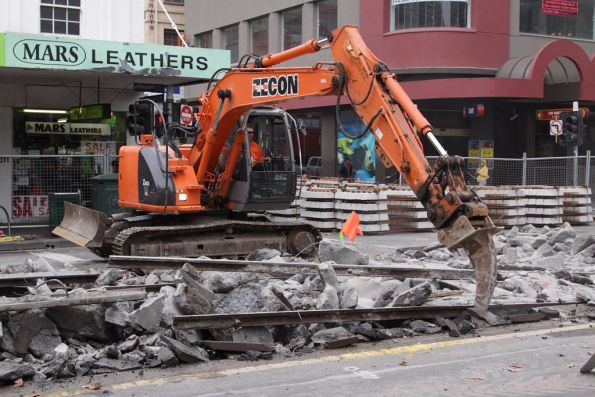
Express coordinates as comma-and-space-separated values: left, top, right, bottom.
26, 122, 111, 135
12, 195, 48, 219
536, 107, 590, 121
81, 141, 117, 155
0, 33, 230, 79
541, 0, 578, 17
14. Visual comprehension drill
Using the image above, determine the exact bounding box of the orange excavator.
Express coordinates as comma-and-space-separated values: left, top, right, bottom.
54, 26, 498, 316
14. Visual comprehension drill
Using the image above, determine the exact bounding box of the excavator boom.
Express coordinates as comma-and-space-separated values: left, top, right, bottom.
187, 25, 497, 313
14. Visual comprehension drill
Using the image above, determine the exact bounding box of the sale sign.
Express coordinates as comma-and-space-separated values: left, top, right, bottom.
13, 195, 49, 219
542, 0, 578, 17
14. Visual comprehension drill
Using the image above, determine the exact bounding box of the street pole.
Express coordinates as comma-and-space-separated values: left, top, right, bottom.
572, 101, 579, 186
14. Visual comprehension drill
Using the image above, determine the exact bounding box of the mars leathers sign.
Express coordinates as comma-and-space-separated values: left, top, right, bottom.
25, 122, 111, 135
2, 33, 230, 79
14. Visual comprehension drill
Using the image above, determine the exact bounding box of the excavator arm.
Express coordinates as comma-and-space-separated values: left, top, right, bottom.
189, 25, 498, 316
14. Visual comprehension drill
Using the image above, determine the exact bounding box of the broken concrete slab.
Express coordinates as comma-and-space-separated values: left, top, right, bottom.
316, 285, 340, 310
159, 286, 183, 326
409, 320, 442, 334
157, 347, 178, 368
161, 336, 209, 364
92, 358, 143, 374
200, 271, 259, 294
318, 239, 369, 266
6, 309, 60, 356
548, 225, 576, 245
128, 295, 165, 332
571, 235, 595, 256
96, 269, 123, 286
351, 323, 392, 340
247, 248, 282, 261
339, 285, 358, 309
0, 361, 35, 385
317, 262, 339, 289
232, 327, 274, 346
203, 340, 275, 352
311, 327, 355, 345
390, 281, 432, 307
104, 306, 129, 328
118, 335, 139, 353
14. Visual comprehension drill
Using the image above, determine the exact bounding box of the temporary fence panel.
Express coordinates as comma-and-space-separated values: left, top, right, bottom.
0, 153, 592, 227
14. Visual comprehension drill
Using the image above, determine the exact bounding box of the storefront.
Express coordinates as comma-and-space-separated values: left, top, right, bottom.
0, 32, 229, 226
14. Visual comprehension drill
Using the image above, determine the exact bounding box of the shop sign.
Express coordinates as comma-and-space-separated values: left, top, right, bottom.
25, 122, 111, 135
541, 0, 578, 17
81, 141, 117, 155
12, 195, 48, 219
536, 107, 589, 121
0, 33, 230, 79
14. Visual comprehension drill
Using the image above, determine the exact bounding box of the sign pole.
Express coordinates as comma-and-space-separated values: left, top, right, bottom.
572, 101, 579, 186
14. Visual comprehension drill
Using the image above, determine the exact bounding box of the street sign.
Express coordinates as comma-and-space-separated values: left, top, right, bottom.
549, 120, 563, 136
134, 83, 166, 92
180, 105, 193, 126
535, 107, 590, 121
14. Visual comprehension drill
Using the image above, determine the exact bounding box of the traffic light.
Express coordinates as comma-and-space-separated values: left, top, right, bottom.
126, 102, 154, 136
559, 111, 584, 146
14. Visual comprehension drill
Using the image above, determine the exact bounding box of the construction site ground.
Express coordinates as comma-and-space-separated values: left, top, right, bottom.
0, 225, 593, 396
5, 316, 594, 396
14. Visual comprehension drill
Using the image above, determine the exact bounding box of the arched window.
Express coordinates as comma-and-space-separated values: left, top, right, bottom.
389, 0, 470, 31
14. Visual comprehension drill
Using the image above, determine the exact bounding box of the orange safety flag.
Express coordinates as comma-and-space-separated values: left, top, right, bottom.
340, 211, 363, 242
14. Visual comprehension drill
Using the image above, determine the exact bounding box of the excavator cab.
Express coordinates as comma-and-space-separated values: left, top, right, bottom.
227, 107, 298, 212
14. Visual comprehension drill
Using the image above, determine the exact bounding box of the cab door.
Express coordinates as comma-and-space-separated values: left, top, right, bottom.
227, 108, 297, 212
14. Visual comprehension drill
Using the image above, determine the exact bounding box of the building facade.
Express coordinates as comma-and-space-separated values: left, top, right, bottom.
144, 0, 186, 45
184, 0, 595, 181
0, 0, 228, 226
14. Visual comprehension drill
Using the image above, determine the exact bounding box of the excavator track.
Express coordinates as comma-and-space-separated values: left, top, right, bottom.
111, 220, 322, 258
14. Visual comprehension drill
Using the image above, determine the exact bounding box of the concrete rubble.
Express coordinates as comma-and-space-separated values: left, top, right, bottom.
0, 222, 593, 387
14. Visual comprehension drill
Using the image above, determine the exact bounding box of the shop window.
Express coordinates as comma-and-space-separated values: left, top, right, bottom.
318, 0, 337, 39
195, 31, 212, 48
164, 29, 185, 46
40, 0, 81, 36
251, 16, 269, 55
389, 0, 470, 31
282, 7, 302, 50
221, 24, 239, 63
520, 0, 594, 40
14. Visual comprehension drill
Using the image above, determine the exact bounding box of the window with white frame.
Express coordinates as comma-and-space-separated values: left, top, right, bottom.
520, 0, 594, 40
282, 7, 302, 50
40, 0, 81, 36
389, 0, 470, 31
221, 24, 239, 63
251, 16, 269, 55
318, 0, 337, 39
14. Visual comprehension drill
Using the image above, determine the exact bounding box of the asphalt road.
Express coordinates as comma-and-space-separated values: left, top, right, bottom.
6, 321, 588, 397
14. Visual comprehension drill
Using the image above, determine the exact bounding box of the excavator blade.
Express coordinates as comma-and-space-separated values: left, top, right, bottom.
437, 215, 499, 320
52, 202, 110, 248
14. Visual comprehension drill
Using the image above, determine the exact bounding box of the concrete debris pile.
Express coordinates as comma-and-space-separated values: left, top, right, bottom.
1, 225, 594, 386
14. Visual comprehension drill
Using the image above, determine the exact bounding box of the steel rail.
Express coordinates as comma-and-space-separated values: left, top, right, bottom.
0, 271, 100, 288
109, 255, 474, 280
172, 302, 579, 330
